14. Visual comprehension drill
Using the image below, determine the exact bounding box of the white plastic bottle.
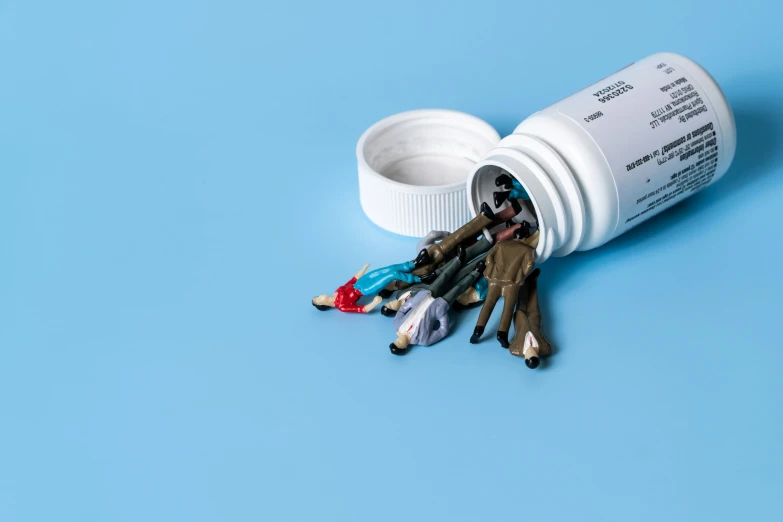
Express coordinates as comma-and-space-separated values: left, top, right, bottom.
466, 52, 736, 262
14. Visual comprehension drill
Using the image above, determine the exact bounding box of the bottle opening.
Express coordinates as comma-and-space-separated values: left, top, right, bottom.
469, 164, 546, 259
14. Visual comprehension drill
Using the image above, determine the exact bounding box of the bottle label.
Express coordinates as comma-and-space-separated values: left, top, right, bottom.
556, 56, 724, 237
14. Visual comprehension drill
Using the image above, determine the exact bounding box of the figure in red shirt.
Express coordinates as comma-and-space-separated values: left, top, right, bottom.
332, 271, 375, 314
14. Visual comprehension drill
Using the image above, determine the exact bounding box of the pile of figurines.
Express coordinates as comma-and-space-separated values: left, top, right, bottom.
312, 174, 551, 369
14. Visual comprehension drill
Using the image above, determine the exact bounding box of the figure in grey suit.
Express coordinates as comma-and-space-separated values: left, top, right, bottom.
390, 252, 486, 356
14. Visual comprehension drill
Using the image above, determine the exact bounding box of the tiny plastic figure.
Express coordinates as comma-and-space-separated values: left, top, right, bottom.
312, 256, 429, 313
508, 268, 551, 369
390, 256, 486, 356
470, 229, 539, 347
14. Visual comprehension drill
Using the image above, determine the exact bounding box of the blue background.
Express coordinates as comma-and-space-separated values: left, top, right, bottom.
2, 1, 781, 520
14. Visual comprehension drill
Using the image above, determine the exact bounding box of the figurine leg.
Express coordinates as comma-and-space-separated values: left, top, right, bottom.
495, 173, 514, 188
424, 249, 486, 288
471, 283, 501, 343
509, 309, 532, 357
476, 283, 501, 328
425, 253, 464, 298
354, 261, 420, 295
496, 285, 520, 348
523, 271, 550, 358
382, 258, 443, 295
469, 325, 485, 344
363, 261, 415, 280
450, 252, 489, 284
381, 280, 410, 296
494, 190, 511, 208
493, 199, 523, 223
509, 269, 550, 367
499, 285, 520, 331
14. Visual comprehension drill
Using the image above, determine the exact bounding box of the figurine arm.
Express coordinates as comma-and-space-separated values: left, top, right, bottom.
354, 263, 371, 279
418, 300, 450, 346
484, 246, 497, 271
521, 258, 535, 281
393, 291, 426, 330
397, 292, 417, 316
430, 303, 450, 344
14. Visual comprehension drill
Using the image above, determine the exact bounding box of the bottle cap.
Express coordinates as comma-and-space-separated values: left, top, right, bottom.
356, 109, 500, 237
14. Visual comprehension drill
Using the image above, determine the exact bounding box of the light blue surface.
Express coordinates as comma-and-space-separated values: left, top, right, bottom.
2, 1, 782, 520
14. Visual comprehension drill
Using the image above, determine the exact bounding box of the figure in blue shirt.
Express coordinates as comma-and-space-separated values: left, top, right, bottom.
312, 253, 430, 313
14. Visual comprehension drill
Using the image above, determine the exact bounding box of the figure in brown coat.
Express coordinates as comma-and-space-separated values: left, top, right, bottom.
415, 201, 523, 266
470, 229, 538, 348
508, 268, 551, 369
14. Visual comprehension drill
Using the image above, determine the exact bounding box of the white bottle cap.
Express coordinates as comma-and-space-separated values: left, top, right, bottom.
356, 109, 500, 237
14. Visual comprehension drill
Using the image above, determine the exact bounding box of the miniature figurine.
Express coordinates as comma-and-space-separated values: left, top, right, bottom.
508, 268, 551, 369
312, 255, 429, 313
470, 228, 539, 347
390, 257, 486, 355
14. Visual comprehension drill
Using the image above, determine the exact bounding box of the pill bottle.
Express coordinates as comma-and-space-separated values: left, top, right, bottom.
466, 52, 736, 262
